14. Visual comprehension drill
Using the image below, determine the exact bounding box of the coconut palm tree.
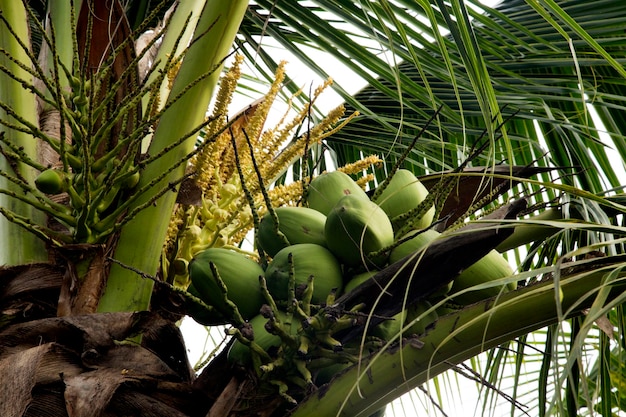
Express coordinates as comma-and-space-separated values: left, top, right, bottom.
1, 1, 626, 416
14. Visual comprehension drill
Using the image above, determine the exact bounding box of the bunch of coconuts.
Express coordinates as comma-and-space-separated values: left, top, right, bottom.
187, 169, 515, 369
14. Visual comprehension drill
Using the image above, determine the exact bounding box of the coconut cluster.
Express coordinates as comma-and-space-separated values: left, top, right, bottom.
186, 169, 515, 378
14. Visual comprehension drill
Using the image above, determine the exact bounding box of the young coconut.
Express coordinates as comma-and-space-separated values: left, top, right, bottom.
189, 248, 265, 319
373, 169, 435, 231
325, 194, 394, 268
264, 243, 344, 304
306, 170, 369, 215
257, 206, 327, 257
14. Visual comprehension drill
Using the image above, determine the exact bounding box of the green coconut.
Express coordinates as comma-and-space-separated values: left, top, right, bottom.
373, 169, 435, 230
306, 170, 369, 215
257, 206, 327, 257
325, 194, 394, 268
449, 249, 516, 304
344, 270, 378, 294
264, 243, 343, 304
189, 248, 265, 319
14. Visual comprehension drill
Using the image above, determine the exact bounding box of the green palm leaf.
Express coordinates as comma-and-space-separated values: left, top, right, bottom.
241, 0, 626, 189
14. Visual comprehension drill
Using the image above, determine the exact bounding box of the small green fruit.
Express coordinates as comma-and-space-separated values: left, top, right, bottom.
449, 249, 516, 304
344, 271, 378, 294
35, 169, 69, 194
373, 169, 435, 230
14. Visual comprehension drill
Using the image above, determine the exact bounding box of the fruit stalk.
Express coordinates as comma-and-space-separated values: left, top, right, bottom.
290, 255, 626, 417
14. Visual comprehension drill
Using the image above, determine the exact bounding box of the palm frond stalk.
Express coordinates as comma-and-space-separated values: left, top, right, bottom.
100, 0, 249, 313
292, 254, 626, 417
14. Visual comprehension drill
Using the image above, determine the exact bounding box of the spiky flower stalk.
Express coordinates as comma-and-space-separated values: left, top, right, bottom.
0, 1, 47, 264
